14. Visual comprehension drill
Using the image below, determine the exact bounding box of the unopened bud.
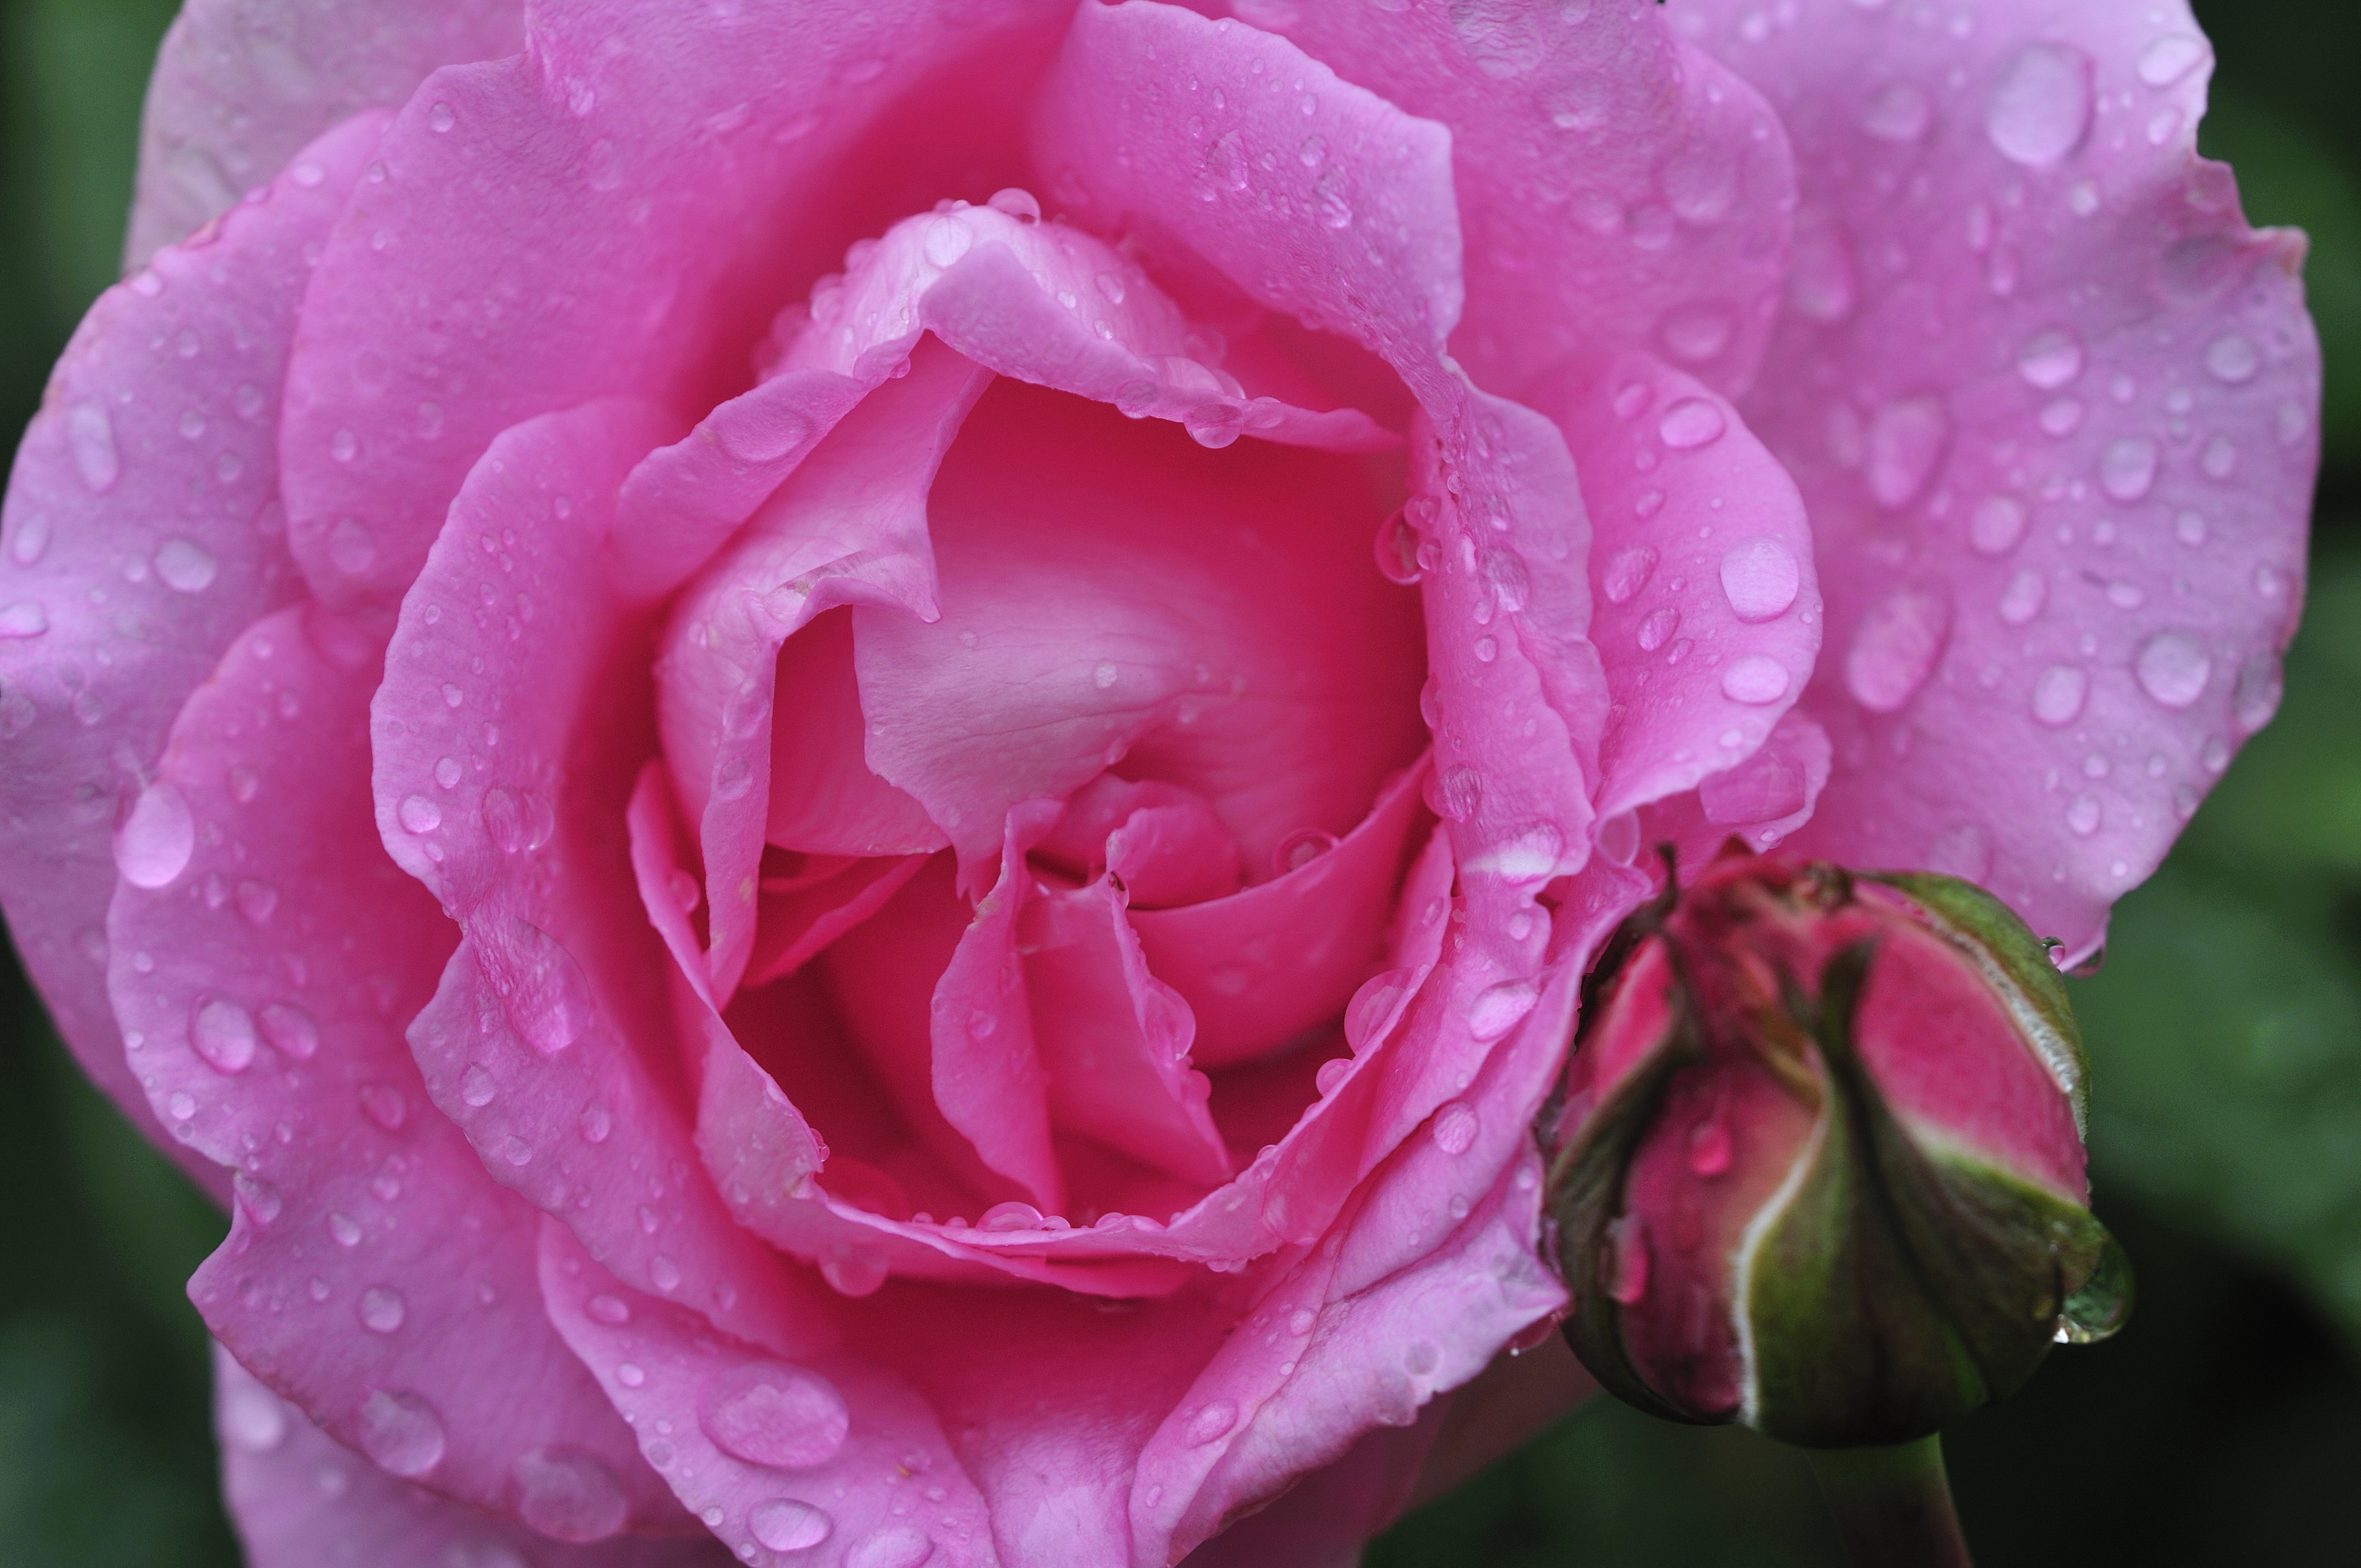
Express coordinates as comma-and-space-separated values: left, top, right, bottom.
1544, 851, 2131, 1449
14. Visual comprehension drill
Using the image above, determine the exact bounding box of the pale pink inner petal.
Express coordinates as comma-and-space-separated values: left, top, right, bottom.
765, 609, 948, 857
852, 377, 1424, 891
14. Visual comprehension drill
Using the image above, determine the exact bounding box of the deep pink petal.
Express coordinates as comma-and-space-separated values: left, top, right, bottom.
538, 1219, 1006, 1568
216, 1345, 728, 1567
774, 197, 1395, 453
659, 339, 987, 1000
278, 0, 1080, 609
0, 113, 388, 1198
1131, 757, 1427, 1068
112, 604, 678, 1531
853, 376, 1423, 892
128, 0, 522, 262
1033, 0, 1601, 965
1244, 0, 1795, 400
373, 400, 828, 1355
1677, 2, 2317, 955
1175, 1423, 1434, 1568
1534, 351, 1822, 836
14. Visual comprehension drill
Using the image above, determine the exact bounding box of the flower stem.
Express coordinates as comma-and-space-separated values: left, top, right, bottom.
1805, 1435, 1974, 1568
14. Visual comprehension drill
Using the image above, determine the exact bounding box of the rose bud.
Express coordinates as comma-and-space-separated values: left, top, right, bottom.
1546, 850, 2131, 1450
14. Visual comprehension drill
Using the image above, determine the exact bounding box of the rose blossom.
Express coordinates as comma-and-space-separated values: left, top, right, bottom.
0, 2, 2313, 1565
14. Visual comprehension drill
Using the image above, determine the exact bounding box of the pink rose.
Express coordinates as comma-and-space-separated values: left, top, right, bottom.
0, 2, 2312, 1565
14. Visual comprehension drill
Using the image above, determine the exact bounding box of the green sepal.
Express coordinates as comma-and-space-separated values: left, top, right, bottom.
1742, 945, 1988, 1447
1546, 1006, 1717, 1427
1865, 870, 2091, 1129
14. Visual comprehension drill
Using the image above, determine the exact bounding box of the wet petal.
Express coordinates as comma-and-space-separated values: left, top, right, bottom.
1677, 1, 2316, 956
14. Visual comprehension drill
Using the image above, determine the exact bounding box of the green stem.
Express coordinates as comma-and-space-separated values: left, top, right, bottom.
1805, 1436, 1974, 1568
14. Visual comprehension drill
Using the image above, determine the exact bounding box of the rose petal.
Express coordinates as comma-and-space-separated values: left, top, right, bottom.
1533, 351, 1821, 831
765, 608, 950, 858
659, 337, 987, 1000
0, 112, 388, 1199
1677, 1, 2317, 956
215, 1344, 727, 1567
374, 399, 828, 1354
852, 375, 1423, 894
279, 0, 1080, 608
128, 0, 523, 262
1254, 0, 1795, 399
112, 604, 677, 1529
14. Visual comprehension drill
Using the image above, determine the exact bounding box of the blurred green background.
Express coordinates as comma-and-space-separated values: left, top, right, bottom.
2, 3, 2358, 1565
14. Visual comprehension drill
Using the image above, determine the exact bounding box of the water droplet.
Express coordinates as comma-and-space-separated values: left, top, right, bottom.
2233, 655, 2283, 732
2098, 438, 2158, 502
1865, 396, 1949, 508
360, 1286, 406, 1333
1314, 169, 1353, 228
1467, 981, 1539, 1043
357, 1389, 445, 1477
1844, 586, 1951, 713
1720, 655, 1790, 705
649, 1255, 682, 1292
513, 1447, 628, 1543
259, 1003, 318, 1060
579, 1103, 613, 1143
2016, 329, 2084, 390
2055, 1231, 2134, 1343
1986, 42, 2094, 167
328, 518, 377, 576
1433, 765, 1482, 823
1657, 398, 1726, 449
482, 787, 557, 853
819, 1251, 887, 1297
8, 512, 51, 565
66, 404, 120, 492
846, 1526, 935, 1568
752, 1498, 835, 1552
2066, 793, 2103, 836
1637, 607, 1679, 651
1184, 1400, 1239, 1445
117, 781, 195, 889
1999, 569, 2047, 625
1204, 130, 1249, 194
398, 794, 443, 833
486, 921, 592, 1054
221, 1376, 289, 1453
1373, 508, 1423, 584
2031, 664, 2088, 726
1606, 1214, 1651, 1304
1718, 537, 1800, 622
1687, 1121, 1733, 1177
461, 1064, 497, 1107
585, 1293, 630, 1326
2134, 630, 2211, 709
329, 1211, 363, 1246
1970, 496, 2028, 555
155, 538, 220, 592
2204, 333, 2259, 384
986, 186, 1041, 222
0, 601, 48, 639
920, 219, 971, 269
192, 997, 258, 1073
1602, 545, 1658, 605
1858, 82, 1932, 143
2137, 34, 2210, 88
1431, 1100, 1479, 1155
1660, 303, 1734, 364
1184, 403, 1243, 449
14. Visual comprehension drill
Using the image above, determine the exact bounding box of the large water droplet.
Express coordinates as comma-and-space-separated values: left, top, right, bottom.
1185, 1399, 1239, 1445
2016, 329, 2084, 390
2134, 630, 2211, 709
1718, 537, 1800, 622
260, 1002, 319, 1060
1606, 1213, 1651, 1304
1313, 169, 1353, 229
846, 1527, 935, 1568
483, 787, 557, 853
1986, 42, 2094, 167
2054, 1231, 2134, 1343
220, 1376, 289, 1453
2098, 438, 2159, 502
1844, 586, 1951, 713
398, 794, 443, 833
1433, 765, 1482, 823
2232, 655, 2283, 732
1636, 607, 1679, 651
1467, 980, 1539, 1043
1720, 655, 1791, 705
487, 921, 592, 1054
699, 1362, 851, 1471
66, 404, 121, 492
1602, 545, 1657, 605
2136, 34, 2210, 88
2204, 334, 2260, 384
155, 538, 220, 593
0, 601, 48, 639
1970, 496, 2028, 555
192, 997, 258, 1074
1865, 396, 1949, 508
1373, 508, 1422, 584
513, 1447, 628, 1543
357, 1389, 445, 1477
1999, 569, 2047, 625
2066, 793, 2102, 836
1657, 399, 1726, 450
751, 1498, 834, 1552
1858, 82, 1932, 143
360, 1286, 407, 1333
117, 781, 195, 889
2031, 663, 2088, 726
1431, 1099, 1479, 1155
